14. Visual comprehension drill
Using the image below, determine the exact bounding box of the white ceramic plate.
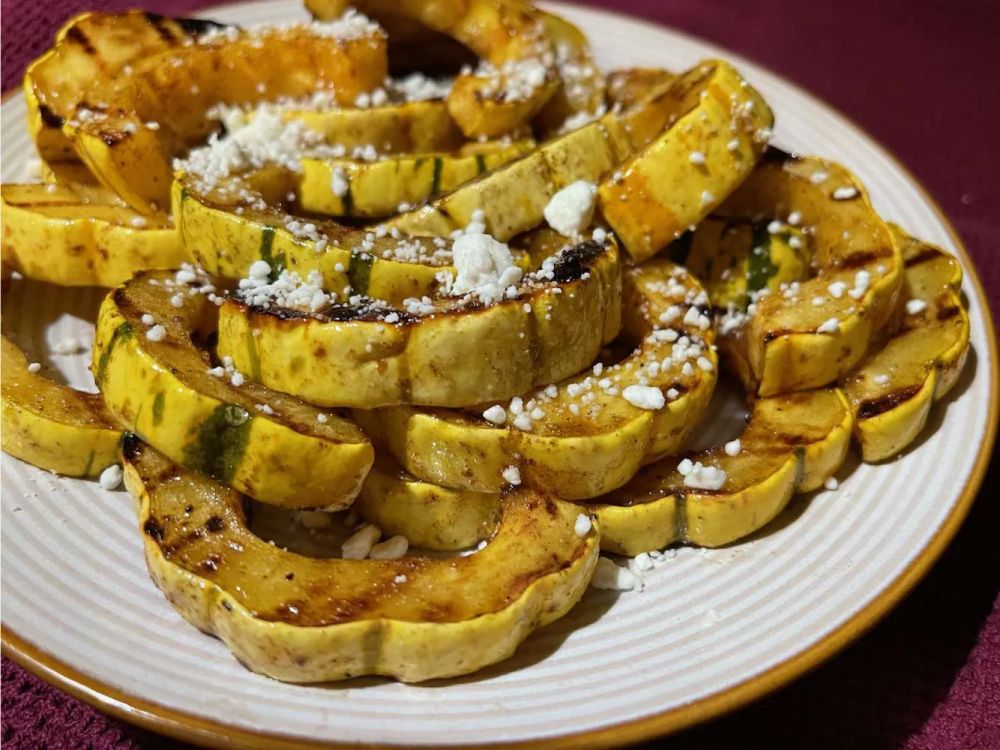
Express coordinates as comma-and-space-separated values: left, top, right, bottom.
2, 2, 996, 748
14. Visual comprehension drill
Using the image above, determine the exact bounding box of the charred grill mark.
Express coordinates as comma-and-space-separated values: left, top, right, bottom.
143, 517, 165, 541
551, 240, 604, 282
101, 131, 129, 147
762, 146, 798, 165
857, 384, 922, 420
937, 305, 961, 321
834, 248, 892, 270
205, 515, 224, 532
65, 26, 95, 54
122, 433, 143, 460
904, 246, 941, 267
763, 328, 793, 343
38, 104, 64, 128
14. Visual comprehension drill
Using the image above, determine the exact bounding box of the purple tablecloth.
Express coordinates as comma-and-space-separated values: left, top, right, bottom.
2, 0, 998, 747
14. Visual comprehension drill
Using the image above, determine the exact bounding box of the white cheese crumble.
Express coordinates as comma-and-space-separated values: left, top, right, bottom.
874, 374, 891, 386
543, 181, 597, 237
824, 477, 839, 491
817, 317, 840, 334
450, 233, 523, 304
27, 362, 41, 374
145, 325, 167, 342
330, 166, 349, 198
98, 464, 123, 491
724, 439, 742, 456
51, 337, 84, 355
688, 150, 706, 165
623, 385, 665, 410
906, 298, 928, 315
590, 557, 638, 591
238, 268, 332, 313
827, 281, 847, 299
810, 170, 829, 184
482, 405, 507, 425
832, 186, 859, 200
341, 524, 381, 560
574, 513, 592, 538
502, 466, 522, 485
700, 190, 715, 206
677, 458, 727, 490
369, 535, 409, 560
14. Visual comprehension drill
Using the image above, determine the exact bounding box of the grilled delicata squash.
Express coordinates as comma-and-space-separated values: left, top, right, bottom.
357, 457, 499, 551
597, 60, 774, 262
390, 60, 768, 244
708, 150, 904, 396
298, 139, 535, 218
24, 10, 224, 165
1, 183, 184, 287
93, 270, 373, 509
66, 13, 388, 213
590, 387, 853, 555
841, 226, 970, 461
123, 437, 599, 682
684, 217, 812, 309
217, 236, 621, 408
605, 68, 675, 111
1, 336, 122, 476
354, 257, 717, 500
308, 0, 560, 139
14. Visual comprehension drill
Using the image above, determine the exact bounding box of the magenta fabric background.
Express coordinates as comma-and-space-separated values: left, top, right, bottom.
1, 0, 998, 748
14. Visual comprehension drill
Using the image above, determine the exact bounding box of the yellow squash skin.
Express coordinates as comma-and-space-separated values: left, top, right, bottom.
173, 175, 457, 305
712, 151, 904, 396
298, 140, 534, 218
93, 271, 373, 509
597, 60, 774, 262
842, 227, 970, 461
1, 183, 184, 287
354, 258, 716, 500
67, 20, 388, 212
124, 438, 599, 683
288, 99, 464, 155
1, 336, 121, 477
389, 113, 634, 241
357, 458, 499, 551
217, 237, 622, 408
308, 0, 560, 139
24, 10, 216, 165
590, 387, 853, 555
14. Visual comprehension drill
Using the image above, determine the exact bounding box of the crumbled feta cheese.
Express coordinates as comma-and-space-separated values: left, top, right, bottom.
767, 220, 783, 234
330, 166, 349, 198
623, 385, 665, 410
832, 186, 859, 200
787, 211, 802, 226
688, 150, 706, 165
678, 459, 727, 490
130, 216, 148, 228
724, 439, 741, 456
230, 372, 245, 387
810, 170, 829, 184
827, 281, 847, 299
628, 552, 653, 574
817, 317, 840, 334
574, 513, 592, 538
316, 413, 328, 424
369, 535, 409, 560
482, 405, 507, 425
145, 325, 167, 342
874, 374, 891, 386
394, 574, 408, 584
98, 464, 123, 491
543, 181, 597, 237
590, 557, 638, 590
341, 524, 381, 560
141, 314, 155, 326
700, 190, 715, 205
27, 362, 41, 373
906, 298, 927, 315
450, 233, 522, 304
824, 477, 839, 491
696, 356, 714, 372
502, 465, 522, 485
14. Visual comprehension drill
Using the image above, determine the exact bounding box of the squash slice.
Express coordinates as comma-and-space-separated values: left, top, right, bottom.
24, 10, 224, 165
93, 270, 373, 509
1, 336, 121, 476
1, 183, 184, 287
597, 60, 774, 262
173, 173, 453, 305
532, 11, 606, 135
842, 227, 970, 461
605, 68, 675, 111
298, 139, 534, 218
307, 0, 560, 139
66, 14, 388, 212
590, 387, 853, 555
353, 257, 717, 500
357, 457, 499, 551
709, 151, 904, 396
216, 237, 621, 408
123, 437, 599, 682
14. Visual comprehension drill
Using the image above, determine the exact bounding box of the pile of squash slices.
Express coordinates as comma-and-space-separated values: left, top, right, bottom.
0, 2, 971, 683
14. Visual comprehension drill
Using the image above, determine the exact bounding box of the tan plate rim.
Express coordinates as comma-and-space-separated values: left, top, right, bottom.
2, 3, 997, 748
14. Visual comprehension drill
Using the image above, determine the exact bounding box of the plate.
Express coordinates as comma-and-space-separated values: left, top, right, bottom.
1, 2, 996, 748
